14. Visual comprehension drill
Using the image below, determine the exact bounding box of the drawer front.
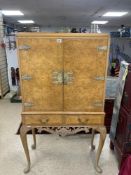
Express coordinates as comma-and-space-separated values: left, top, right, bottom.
23, 115, 63, 125
22, 114, 104, 126
65, 115, 104, 125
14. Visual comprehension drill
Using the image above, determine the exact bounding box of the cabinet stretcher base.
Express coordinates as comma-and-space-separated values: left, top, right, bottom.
20, 125, 106, 173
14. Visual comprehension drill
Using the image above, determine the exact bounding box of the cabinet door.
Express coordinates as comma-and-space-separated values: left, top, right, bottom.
18, 38, 63, 111
63, 37, 109, 111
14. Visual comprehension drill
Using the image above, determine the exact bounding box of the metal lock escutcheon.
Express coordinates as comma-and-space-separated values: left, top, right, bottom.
52, 71, 74, 85
64, 72, 74, 85
52, 71, 63, 84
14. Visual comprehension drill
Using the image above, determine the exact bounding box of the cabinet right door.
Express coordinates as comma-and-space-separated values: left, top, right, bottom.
63, 37, 109, 112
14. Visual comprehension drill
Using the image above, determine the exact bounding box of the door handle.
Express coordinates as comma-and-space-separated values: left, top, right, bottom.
64, 72, 74, 85
41, 118, 49, 124
77, 118, 89, 124
52, 71, 63, 84
52, 71, 74, 85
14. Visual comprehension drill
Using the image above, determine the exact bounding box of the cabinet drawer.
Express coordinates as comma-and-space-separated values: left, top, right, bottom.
65, 115, 104, 125
22, 115, 63, 125
22, 114, 104, 126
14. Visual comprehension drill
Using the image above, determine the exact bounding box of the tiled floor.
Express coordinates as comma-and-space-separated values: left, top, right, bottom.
0, 99, 119, 175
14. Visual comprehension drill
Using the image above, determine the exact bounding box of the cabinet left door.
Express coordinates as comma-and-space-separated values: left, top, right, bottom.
17, 37, 64, 112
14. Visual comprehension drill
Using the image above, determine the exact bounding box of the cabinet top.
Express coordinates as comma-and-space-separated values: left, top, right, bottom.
16, 32, 109, 38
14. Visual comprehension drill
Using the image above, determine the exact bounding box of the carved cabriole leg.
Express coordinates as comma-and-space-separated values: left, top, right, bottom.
20, 125, 32, 173
94, 126, 106, 173
31, 128, 36, 149
91, 129, 95, 150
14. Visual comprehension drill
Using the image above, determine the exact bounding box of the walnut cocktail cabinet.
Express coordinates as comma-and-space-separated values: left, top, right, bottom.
16, 33, 110, 173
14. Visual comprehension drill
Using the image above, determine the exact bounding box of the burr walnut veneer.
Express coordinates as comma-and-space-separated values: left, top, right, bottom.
16, 33, 110, 173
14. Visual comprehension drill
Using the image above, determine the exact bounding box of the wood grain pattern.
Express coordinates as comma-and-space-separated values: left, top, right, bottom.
22, 114, 104, 125
17, 33, 109, 173
22, 111, 105, 115
23, 114, 63, 125
18, 38, 63, 111
63, 38, 108, 112
65, 115, 104, 125
16, 33, 110, 125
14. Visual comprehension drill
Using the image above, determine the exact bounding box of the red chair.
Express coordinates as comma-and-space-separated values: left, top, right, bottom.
119, 156, 131, 175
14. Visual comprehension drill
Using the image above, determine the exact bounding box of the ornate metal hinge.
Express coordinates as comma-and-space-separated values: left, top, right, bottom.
95, 76, 105, 81
23, 102, 33, 107
21, 75, 32, 80
97, 46, 107, 51
19, 45, 31, 50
